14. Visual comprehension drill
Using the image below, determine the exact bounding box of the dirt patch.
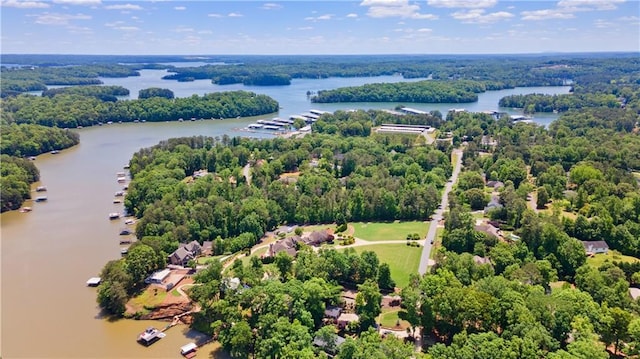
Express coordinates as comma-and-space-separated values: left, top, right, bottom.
139, 302, 194, 321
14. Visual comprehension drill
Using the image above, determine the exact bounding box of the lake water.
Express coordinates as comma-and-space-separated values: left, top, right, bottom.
0, 69, 570, 358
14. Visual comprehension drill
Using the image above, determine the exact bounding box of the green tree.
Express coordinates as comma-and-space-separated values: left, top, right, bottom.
355, 279, 382, 330
537, 186, 549, 209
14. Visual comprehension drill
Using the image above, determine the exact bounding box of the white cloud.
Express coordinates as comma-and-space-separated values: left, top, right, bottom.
306, 14, 334, 21
174, 26, 194, 33
198, 30, 213, 34
361, 0, 438, 19
53, 0, 101, 5
174, 6, 186, 10
451, 9, 513, 23
298, 26, 313, 30
521, 8, 576, 20
31, 12, 91, 25
427, 0, 497, 8
557, 0, 624, 11
417, 27, 432, 32
261, 3, 282, 10
594, 19, 614, 27
208, 13, 222, 18
360, 0, 407, 6
1, 0, 49, 8
114, 26, 139, 31
522, 0, 623, 21
228, 12, 243, 17
104, 3, 142, 11
346, 13, 358, 18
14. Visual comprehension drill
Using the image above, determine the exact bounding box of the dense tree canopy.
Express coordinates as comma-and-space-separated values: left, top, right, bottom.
1, 91, 279, 128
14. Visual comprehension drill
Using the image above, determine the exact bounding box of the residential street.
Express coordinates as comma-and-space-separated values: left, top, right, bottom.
418, 148, 464, 275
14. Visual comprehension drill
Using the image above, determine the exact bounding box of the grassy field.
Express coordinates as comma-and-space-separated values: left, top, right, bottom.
303, 224, 337, 233
352, 221, 429, 242
344, 243, 422, 288
128, 286, 167, 312
586, 250, 640, 267
378, 308, 410, 330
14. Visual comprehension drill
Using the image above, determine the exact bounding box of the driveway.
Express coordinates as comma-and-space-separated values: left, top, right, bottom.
418, 148, 463, 275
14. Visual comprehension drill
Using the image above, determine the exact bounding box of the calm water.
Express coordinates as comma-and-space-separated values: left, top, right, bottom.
1, 70, 570, 358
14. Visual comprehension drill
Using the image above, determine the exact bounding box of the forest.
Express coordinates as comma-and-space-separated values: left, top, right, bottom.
1, 91, 279, 128
310, 80, 491, 104
0, 124, 79, 212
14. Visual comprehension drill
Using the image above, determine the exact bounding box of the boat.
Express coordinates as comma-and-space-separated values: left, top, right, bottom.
113, 199, 122, 204
116, 171, 125, 177
117, 176, 127, 183
180, 342, 198, 357
109, 212, 120, 220
124, 218, 136, 225
35, 196, 48, 202
119, 238, 132, 244
137, 327, 165, 346
119, 228, 132, 235
50, 150, 60, 154
36, 186, 47, 192
86, 277, 101, 287
20, 207, 32, 213
120, 247, 129, 256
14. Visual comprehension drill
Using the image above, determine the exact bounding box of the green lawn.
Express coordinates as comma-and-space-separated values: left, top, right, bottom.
352, 221, 429, 242
586, 250, 640, 267
303, 224, 337, 233
343, 243, 422, 288
378, 309, 410, 330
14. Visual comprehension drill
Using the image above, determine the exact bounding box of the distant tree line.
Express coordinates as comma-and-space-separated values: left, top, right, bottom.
310, 80, 494, 104
0, 64, 139, 97
42, 85, 130, 102
499, 93, 621, 113
1, 91, 279, 128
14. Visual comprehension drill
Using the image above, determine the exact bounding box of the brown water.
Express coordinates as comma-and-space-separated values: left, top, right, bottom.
1, 120, 265, 358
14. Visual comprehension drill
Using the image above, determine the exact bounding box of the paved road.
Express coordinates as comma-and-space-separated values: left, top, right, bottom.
418, 148, 463, 275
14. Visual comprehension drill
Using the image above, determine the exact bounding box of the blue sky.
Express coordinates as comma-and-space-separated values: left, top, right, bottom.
1, 0, 639, 54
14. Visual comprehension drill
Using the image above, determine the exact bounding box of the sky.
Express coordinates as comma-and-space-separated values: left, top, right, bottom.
1, 0, 639, 55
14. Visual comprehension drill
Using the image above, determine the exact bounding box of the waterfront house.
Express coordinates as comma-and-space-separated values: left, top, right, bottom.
168, 247, 194, 266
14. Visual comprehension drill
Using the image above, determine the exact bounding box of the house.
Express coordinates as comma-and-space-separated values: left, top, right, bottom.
313, 334, 346, 355
581, 240, 609, 255
474, 223, 500, 238
202, 241, 213, 256
169, 247, 194, 266
484, 195, 503, 214
181, 240, 202, 256
337, 313, 359, 329
302, 230, 334, 246
324, 306, 342, 320
473, 255, 492, 266
266, 236, 300, 258
629, 288, 640, 301
486, 180, 504, 189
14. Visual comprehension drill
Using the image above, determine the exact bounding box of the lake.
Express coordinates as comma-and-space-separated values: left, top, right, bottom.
0, 70, 570, 358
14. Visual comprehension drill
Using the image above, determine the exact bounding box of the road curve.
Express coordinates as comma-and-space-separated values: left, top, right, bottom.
418, 148, 463, 275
